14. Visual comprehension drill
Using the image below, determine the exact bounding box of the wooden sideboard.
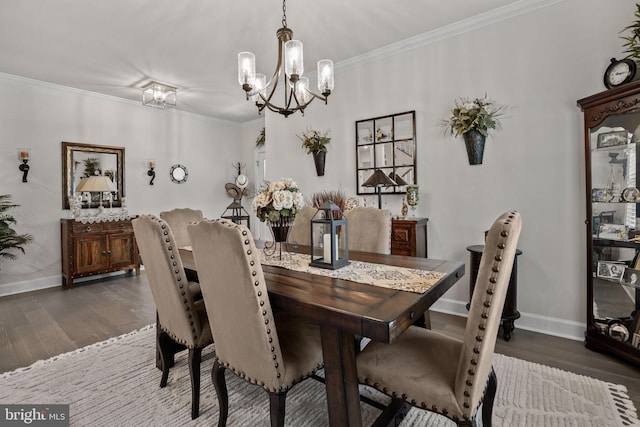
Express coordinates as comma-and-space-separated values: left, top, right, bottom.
391, 217, 428, 258
61, 218, 140, 288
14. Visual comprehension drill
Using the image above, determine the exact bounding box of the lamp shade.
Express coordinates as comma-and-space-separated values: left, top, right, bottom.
75, 176, 117, 193
363, 169, 397, 188
388, 172, 408, 186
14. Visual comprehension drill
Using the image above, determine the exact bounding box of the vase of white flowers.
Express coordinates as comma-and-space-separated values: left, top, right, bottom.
252, 178, 305, 243
441, 95, 506, 165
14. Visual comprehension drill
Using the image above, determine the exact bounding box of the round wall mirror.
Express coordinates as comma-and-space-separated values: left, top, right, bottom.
170, 164, 188, 184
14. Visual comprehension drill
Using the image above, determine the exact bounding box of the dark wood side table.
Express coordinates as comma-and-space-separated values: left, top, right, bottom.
466, 245, 522, 341
391, 217, 428, 257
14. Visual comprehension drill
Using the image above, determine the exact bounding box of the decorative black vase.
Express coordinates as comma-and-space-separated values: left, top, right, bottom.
462, 130, 486, 165
313, 151, 326, 176
270, 225, 290, 242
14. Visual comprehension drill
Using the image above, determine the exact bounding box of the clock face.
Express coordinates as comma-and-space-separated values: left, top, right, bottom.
609, 62, 631, 85
604, 58, 636, 88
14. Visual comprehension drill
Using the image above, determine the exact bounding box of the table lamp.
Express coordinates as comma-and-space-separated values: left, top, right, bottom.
76, 175, 117, 214
362, 169, 397, 209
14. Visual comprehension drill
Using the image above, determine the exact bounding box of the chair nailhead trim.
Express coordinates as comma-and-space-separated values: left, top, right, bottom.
460, 211, 518, 419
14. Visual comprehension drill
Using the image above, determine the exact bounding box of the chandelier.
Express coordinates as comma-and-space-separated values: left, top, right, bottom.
237, 0, 334, 117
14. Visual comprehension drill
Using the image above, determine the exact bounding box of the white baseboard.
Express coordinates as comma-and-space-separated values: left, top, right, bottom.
430, 298, 586, 342
0, 267, 146, 298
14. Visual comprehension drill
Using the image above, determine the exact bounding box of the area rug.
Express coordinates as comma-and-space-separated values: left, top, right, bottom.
0, 325, 638, 427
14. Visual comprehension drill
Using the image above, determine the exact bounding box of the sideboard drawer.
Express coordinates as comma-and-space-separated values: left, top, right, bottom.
71, 222, 104, 233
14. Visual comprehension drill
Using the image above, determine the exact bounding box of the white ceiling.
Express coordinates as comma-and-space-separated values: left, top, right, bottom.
0, 0, 524, 123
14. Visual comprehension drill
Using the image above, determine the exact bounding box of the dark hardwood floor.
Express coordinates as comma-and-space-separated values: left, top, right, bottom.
1, 271, 639, 410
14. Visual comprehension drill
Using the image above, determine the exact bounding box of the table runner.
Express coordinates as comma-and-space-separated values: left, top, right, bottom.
260, 251, 445, 294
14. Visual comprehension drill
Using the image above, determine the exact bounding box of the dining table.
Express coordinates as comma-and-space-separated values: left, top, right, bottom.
177, 245, 464, 427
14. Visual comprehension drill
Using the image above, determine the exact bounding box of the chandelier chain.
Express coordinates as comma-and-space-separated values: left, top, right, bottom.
282, 0, 287, 28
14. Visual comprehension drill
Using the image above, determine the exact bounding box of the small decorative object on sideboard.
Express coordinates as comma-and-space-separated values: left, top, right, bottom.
18, 149, 30, 183
441, 94, 507, 165
406, 185, 419, 215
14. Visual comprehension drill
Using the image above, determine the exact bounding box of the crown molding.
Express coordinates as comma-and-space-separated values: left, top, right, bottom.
0, 71, 241, 127
335, 0, 566, 72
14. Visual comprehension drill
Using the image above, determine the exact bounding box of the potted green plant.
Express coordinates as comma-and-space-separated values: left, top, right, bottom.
256, 127, 265, 148
298, 129, 331, 176
621, 3, 640, 59
441, 95, 506, 165
0, 195, 33, 269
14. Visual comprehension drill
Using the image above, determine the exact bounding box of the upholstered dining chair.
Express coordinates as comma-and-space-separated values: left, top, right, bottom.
187, 219, 324, 427
287, 205, 317, 246
159, 208, 203, 249
343, 207, 392, 254
356, 211, 522, 427
132, 215, 213, 420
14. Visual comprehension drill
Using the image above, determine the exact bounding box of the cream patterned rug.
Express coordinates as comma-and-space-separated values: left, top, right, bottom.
0, 325, 638, 427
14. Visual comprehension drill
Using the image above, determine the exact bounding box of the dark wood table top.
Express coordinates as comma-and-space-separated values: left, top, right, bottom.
180, 247, 464, 343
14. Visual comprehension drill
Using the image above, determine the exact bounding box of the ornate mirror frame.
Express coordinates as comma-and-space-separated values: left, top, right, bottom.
170, 164, 189, 184
61, 141, 125, 209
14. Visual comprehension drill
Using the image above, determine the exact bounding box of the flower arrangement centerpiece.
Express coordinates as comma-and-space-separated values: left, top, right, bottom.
441, 94, 506, 165
298, 129, 331, 176
252, 178, 305, 227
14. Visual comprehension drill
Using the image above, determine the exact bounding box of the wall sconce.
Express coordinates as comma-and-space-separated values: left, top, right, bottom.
18, 149, 30, 183
142, 81, 177, 109
310, 201, 350, 270
147, 159, 156, 185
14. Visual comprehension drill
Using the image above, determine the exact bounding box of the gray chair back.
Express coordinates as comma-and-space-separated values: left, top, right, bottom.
132, 215, 209, 347
455, 211, 522, 416
343, 207, 392, 254
159, 208, 203, 249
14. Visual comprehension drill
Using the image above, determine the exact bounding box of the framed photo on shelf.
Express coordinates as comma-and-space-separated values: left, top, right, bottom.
592, 188, 609, 202
620, 267, 640, 286
596, 261, 625, 279
598, 223, 628, 240
597, 130, 632, 149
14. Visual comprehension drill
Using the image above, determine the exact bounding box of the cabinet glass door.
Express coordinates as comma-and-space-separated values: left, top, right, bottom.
589, 111, 640, 349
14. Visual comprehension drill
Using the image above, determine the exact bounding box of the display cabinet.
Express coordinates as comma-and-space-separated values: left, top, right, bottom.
356, 111, 416, 195
578, 81, 640, 366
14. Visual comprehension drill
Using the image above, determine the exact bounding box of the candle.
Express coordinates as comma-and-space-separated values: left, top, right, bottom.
148, 159, 156, 169
323, 234, 331, 261
20, 151, 29, 161
323, 233, 339, 262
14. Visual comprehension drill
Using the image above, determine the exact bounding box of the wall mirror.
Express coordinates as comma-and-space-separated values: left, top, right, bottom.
170, 164, 188, 184
61, 141, 125, 209
356, 111, 416, 195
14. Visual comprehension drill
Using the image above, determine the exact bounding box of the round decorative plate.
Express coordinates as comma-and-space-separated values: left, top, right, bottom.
622, 187, 638, 202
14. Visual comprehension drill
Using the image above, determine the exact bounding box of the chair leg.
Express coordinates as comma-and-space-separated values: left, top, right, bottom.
481, 367, 497, 427
157, 331, 173, 388
212, 361, 228, 427
268, 391, 287, 427
189, 348, 202, 419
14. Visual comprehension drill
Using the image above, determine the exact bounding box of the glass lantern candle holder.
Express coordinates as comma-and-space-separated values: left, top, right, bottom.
310, 201, 350, 270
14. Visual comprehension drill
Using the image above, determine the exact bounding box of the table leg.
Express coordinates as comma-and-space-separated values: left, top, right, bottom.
320, 325, 363, 427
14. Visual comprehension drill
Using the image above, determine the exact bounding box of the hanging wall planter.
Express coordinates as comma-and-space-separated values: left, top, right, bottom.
313, 151, 326, 176
462, 130, 486, 165
298, 128, 331, 177
441, 95, 507, 165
